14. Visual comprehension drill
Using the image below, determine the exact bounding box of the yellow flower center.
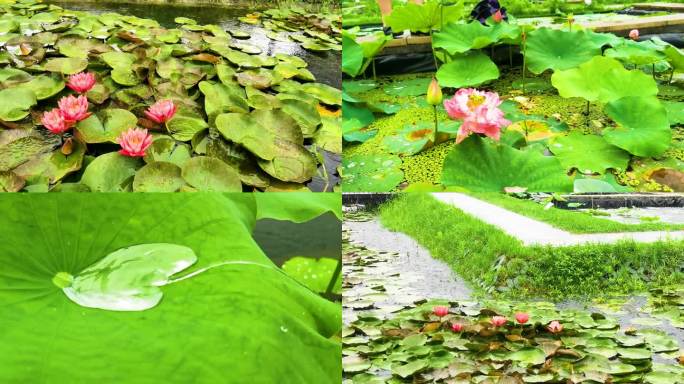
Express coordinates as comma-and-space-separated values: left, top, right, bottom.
467, 94, 486, 109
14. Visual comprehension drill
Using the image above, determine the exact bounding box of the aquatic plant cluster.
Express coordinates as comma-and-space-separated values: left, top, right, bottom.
0, 0, 342, 192
341, 7, 684, 193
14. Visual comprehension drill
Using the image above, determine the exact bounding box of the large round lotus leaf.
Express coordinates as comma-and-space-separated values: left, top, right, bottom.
549, 132, 629, 174
0, 193, 340, 383
256, 139, 318, 183
75, 109, 138, 144
281, 99, 321, 137
525, 28, 602, 74
43, 57, 88, 75
342, 154, 404, 192
603, 96, 671, 157
252, 108, 304, 144
383, 77, 431, 97
441, 136, 572, 192
386, 1, 464, 33
166, 110, 209, 142
236, 68, 276, 89
0, 88, 36, 121
181, 156, 242, 191
433, 20, 519, 55
18, 74, 64, 100
551, 56, 658, 104
198, 81, 249, 121
664, 101, 684, 125
300, 83, 342, 106
144, 137, 191, 167
80, 152, 140, 192
436, 51, 499, 88
605, 40, 666, 66
216, 113, 278, 160
132, 161, 185, 192
342, 35, 363, 77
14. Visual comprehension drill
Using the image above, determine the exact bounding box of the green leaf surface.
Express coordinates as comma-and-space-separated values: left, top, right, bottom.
549, 132, 630, 174
441, 136, 572, 192
0, 88, 36, 121
525, 28, 602, 74
282, 257, 341, 294
436, 51, 499, 88
342, 154, 403, 192
603, 96, 671, 157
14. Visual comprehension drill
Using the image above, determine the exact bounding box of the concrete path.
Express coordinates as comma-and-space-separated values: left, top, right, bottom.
432, 193, 684, 246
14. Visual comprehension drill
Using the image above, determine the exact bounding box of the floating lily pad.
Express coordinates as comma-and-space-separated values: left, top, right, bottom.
256, 139, 318, 183
144, 137, 191, 167
75, 109, 138, 144
0, 87, 36, 121
198, 81, 249, 122
80, 152, 140, 192
384, 77, 431, 97
43, 57, 88, 74
19, 74, 64, 100
342, 154, 403, 192
166, 110, 209, 142
132, 161, 185, 192
181, 156, 242, 191
281, 99, 321, 137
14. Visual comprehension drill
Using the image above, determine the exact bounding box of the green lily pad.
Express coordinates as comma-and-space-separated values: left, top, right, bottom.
603, 96, 671, 157
314, 117, 341, 154
143, 138, 191, 167
181, 156, 242, 191
664, 101, 684, 125
342, 154, 403, 192
80, 152, 140, 192
436, 50, 499, 88
383, 77, 431, 97
0, 88, 36, 121
441, 136, 572, 192
281, 99, 321, 137
198, 81, 249, 122
75, 109, 138, 144
43, 57, 88, 75
549, 132, 630, 174
256, 139, 318, 183
19, 74, 64, 100
132, 161, 185, 192
300, 83, 342, 106
392, 359, 428, 378
525, 28, 602, 74
166, 110, 209, 142
551, 56, 658, 104
507, 347, 547, 366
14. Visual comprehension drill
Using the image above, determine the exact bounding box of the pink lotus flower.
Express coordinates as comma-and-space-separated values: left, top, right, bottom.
629, 29, 639, 41
444, 88, 510, 144
492, 10, 503, 23
451, 323, 463, 332
117, 127, 152, 157
547, 321, 563, 334
433, 305, 449, 317
491, 316, 507, 327
144, 99, 176, 124
515, 312, 529, 324
58, 95, 91, 123
66, 72, 96, 94
41, 108, 72, 134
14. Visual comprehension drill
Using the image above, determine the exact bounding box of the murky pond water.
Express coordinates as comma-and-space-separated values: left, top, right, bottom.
47, 1, 341, 88
584, 207, 684, 225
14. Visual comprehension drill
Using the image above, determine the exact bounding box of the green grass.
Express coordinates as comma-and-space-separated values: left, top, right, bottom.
379, 193, 684, 301
471, 193, 684, 234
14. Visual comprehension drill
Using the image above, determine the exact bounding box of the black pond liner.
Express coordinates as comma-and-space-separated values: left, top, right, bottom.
556, 193, 684, 210
342, 192, 395, 208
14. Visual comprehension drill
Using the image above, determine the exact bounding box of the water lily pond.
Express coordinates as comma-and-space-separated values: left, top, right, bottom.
0, 0, 342, 192
341, 6, 684, 193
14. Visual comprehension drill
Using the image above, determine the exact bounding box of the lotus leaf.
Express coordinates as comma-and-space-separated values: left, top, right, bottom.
549, 132, 630, 174
0, 193, 341, 383
664, 101, 684, 125
433, 20, 520, 55
441, 136, 572, 192
387, 1, 464, 33
383, 77, 431, 97
435, 50, 499, 88
551, 56, 658, 104
342, 154, 403, 192
132, 161, 185, 192
43, 57, 88, 74
525, 28, 602, 74
605, 40, 666, 66
0, 87, 36, 121
603, 96, 671, 157
80, 152, 140, 192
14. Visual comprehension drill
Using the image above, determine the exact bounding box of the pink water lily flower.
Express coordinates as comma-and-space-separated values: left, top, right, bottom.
444, 88, 510, 143
492, 10, 503, 23
41, 108, 72, 134
629, 29, 639, 41
451, 323, 463, 332
515, 312, 529, 324
117, 128, 152, 157
433, 305, 449, 317
491, 316, 507, 327
66, 72, 96, 94
144, 99, 177, 124
58, 95, 91, 123
547, 320, 563, 334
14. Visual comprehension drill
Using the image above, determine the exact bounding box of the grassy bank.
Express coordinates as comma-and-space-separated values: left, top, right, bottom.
472, 193, 684, 234
379, 193, 684, 300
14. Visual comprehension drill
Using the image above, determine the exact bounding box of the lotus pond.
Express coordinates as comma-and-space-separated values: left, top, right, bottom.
341, 5, 684, 193
0, 0, 342, 192
0, 192, 342, 383
343, 205, 684, 384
